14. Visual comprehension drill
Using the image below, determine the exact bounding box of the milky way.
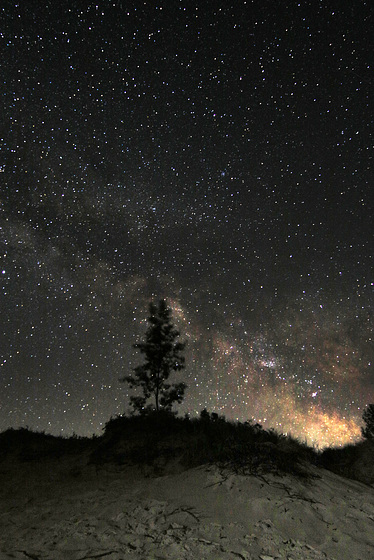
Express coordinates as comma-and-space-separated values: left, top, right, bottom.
1, 1, 373, 446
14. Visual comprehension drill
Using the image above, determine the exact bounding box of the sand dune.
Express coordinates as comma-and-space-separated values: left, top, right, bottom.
1, 452, 374, 560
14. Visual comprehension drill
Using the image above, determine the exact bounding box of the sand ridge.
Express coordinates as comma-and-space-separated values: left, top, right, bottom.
1, 456, 374, 560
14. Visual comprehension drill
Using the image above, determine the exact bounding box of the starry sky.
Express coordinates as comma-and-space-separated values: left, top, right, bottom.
1, 0, 373, 447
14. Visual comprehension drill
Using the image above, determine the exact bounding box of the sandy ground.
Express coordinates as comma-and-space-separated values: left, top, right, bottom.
1, 455, 374, 560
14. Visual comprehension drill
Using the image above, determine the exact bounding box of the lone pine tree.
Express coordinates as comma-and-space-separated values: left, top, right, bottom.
122, 299, 187, 414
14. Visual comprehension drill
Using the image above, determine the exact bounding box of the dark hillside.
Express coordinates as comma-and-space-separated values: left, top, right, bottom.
2, 412, 374, 485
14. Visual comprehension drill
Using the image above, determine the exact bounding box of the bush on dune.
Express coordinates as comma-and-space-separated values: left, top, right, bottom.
91, 409, 319, 479
0, 427, 92, 462
318, 438, 374, 484
315, 405, 374, 485
5, 406, 374, 484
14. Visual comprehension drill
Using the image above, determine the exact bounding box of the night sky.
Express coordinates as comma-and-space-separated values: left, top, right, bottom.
1, 1, 373, 447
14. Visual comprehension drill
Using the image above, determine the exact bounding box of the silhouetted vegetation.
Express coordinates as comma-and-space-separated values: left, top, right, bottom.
313, 403, 374, 485
90, 408, 319, 479
361, 403, 374, 439
120, 299, 187, 414
318, 438, 374, 484
2, 407, 374, 485
0, 427, 94, 462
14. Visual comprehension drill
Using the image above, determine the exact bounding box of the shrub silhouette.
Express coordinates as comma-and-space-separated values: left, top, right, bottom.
91, 409, 318, 479
0, 427, 92, 462
318, 438, 374, 484
5, 414, 374, 484
361, 403, 374, 439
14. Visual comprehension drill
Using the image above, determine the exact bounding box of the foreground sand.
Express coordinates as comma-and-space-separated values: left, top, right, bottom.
1, 455, 374, 560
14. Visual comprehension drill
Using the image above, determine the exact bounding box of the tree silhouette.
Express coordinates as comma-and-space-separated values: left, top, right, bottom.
121, 299, 187, 414
361, 404, 374, 439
